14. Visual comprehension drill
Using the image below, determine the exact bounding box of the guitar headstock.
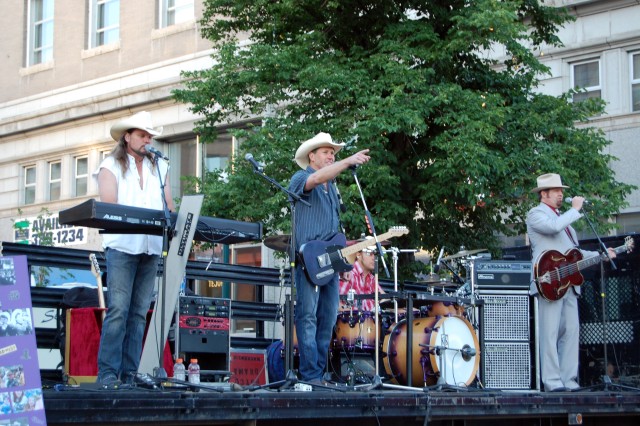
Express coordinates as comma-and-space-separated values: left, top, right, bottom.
624, 236, 635, 253
388, 226, 409, 238
89, 253, 101, 278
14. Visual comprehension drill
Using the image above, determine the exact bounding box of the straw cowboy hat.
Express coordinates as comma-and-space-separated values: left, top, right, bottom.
110, 111, 162, 142
531, 173, 570, 193
294, 132, 345, 169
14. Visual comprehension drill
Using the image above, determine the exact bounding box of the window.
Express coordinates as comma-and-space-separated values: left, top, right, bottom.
572, 60, 601, 103
27, 0, 54, 66
48, 161, 61, 201
24, 166, 36, 205
160, 0, 194, 28
74, 157, 88, 197
90, 0, 119, 48
632, 53, 640, 112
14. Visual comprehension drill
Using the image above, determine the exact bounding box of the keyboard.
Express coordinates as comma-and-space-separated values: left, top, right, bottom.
59, 199, 262, 245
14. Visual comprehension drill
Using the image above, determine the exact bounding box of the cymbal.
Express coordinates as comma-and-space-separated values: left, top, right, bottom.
416, 280, 459, 287
441, 248, 487, 261
416, 273, 441, 284
264, 235, 291, 252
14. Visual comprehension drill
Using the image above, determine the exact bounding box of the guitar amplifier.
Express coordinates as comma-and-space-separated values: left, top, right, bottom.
475, 260, 532, 289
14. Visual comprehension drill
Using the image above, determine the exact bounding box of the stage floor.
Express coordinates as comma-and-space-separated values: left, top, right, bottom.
42, 381, 640, 426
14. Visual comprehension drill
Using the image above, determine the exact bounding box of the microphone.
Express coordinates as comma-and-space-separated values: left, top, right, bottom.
334, 183, 347, 213
146, 146, 168, 161
244, 153, 263, 171
565, 197, 590, 205
460, 345, 476, 361
433, 246, 445, 273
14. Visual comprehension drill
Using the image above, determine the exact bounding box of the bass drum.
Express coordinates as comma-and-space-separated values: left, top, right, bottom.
382, 316, 480, 387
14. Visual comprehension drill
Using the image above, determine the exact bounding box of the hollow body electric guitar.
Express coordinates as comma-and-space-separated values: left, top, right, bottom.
534, 236, 634, 301
89, 253, 107, 321
298, 226, 409, 287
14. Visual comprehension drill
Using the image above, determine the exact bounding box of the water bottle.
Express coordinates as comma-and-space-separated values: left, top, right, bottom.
188, 358, 200, 384
173, 358, 186, 381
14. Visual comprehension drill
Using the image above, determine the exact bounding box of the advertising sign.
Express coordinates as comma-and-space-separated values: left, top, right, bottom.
0, 256, 48, 426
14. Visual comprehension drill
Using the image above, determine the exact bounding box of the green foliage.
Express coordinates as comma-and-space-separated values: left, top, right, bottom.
175, 0, 635, 265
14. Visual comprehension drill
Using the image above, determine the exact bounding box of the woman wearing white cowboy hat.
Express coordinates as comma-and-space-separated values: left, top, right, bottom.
287, 132, 370, 385
526, 173, 615, 392
94, 111, 174, 388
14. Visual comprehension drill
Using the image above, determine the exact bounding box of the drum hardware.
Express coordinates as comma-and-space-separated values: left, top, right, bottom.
347, 288, 356, 305
382, 246, 418, 323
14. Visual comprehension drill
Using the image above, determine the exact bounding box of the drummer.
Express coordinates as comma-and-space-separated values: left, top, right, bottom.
338, 235, 386, 311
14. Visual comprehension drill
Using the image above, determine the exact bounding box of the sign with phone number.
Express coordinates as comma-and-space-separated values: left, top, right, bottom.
14, 214, 87, 247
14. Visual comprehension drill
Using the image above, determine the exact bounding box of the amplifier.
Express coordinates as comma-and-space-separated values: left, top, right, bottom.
475, 260, 532, 289
180, 296, 231, 317
178, 296, 231, 372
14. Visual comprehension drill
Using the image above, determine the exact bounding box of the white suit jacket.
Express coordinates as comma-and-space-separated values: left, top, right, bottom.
526, 202, 590, 296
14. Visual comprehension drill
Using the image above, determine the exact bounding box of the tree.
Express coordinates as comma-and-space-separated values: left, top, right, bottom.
174, 0, 634, 268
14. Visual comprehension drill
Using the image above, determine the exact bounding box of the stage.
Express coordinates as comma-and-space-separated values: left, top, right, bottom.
1, 239, 638, 425
42, 383, 640, 425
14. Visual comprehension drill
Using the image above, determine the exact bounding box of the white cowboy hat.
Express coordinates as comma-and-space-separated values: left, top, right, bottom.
294, 132, 345, 169
531, 173, 570, 193
110, 111, 162, 142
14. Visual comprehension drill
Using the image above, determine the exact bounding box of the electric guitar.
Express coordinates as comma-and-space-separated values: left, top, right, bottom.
299, 226, 409, 287
534, 236, 634, 301
89, 253, 107, 321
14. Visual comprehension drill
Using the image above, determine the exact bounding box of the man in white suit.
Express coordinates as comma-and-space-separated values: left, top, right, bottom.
526, 173, 615, 392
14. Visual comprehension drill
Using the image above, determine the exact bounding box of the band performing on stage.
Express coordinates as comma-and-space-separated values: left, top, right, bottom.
54, 127, 636, 396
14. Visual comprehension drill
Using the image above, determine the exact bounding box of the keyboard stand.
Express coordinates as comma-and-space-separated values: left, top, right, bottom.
138, 195, 204, 375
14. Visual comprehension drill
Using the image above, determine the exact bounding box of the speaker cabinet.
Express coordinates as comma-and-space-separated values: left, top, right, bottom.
477, 289, 537, 390
178, 296, 231, 372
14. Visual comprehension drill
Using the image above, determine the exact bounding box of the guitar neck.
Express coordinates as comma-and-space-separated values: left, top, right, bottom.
340, 231, 398, 257
576, 244, 626, 272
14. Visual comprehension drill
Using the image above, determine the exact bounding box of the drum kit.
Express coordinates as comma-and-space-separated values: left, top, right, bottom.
266, 235, 489, 390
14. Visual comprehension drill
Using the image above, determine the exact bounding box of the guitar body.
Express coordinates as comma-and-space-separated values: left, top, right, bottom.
299, 233, 351, 287
535, 248, 585, 301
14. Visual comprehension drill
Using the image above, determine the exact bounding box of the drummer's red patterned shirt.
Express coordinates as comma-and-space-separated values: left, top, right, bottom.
338, 261, 383, 311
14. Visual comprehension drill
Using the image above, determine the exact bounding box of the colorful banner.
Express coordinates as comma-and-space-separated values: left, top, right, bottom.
0, 256, 47, 426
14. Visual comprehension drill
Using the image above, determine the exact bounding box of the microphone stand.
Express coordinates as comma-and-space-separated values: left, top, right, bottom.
244, 163, 341, 391
580, 208, 637, 391
420, 343, 472, 392
348, 168, 399, 391
151, 154, 172, 379
349, 167, 390, 279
